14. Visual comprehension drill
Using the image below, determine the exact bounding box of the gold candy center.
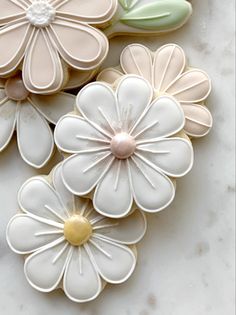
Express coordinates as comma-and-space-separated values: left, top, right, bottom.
64, 215, 92, 246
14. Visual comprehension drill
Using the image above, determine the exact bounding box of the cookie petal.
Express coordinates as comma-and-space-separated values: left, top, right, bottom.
63, 246, 102, 303
0, 0, 25, 25
94, 160, 133, 218
17, 101, 54, 168
97, 68, 123, 85
88, 237, 136, 283
0, 99, 17, 151
65, 68, 96, 90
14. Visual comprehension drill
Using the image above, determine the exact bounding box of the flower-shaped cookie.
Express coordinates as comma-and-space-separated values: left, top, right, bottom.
0, 0, 117, 94
55, 75, 194, 218
0, 73, 75, 168
7, 164, 146, 303
98, 44, 213, 138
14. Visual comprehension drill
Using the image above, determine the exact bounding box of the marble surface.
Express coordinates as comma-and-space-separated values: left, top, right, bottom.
0, 0, 235, 314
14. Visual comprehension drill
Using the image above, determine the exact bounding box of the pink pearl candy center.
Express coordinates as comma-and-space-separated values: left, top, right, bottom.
5, 75, 29, 101
110, 133, 136, 159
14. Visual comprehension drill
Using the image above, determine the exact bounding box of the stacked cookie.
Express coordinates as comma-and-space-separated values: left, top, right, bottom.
0, 0, 212, 303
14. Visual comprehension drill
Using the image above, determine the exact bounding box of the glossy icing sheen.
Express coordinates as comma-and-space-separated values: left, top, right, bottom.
55, 75, 194, 218
98, 44, 213, 138
0, 0, 117, 94
6, 164, 147, 303
0, 73, 75, 168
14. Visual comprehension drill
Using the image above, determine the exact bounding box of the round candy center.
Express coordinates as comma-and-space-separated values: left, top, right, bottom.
26, 1, 55, 27
110, 133, 136, 159
5, 76, 29, 101
64, 215, 92, 246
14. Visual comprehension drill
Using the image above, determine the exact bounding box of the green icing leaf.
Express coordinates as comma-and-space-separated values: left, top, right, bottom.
120, 0, 192, 30
119, 0, 138, 10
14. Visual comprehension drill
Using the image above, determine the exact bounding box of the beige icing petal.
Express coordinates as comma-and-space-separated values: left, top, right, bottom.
0, 22, 33, 76
97, 68, 123, 85
166, 69, 211, 103
153, 44, 186, 92
0, 0, 25, 25
0, 99, 17, 151
120, 44, 153, 84
182, 104, 213, 138
49, 19, 108, 70
23, 29, 64, 94
56, 0, 117, 24
65, 68, 97, 90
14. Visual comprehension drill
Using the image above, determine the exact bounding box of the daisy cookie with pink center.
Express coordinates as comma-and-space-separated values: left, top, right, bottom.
98, 44, 213, 138
7, 163, 146, 303
55, 75, 194, 218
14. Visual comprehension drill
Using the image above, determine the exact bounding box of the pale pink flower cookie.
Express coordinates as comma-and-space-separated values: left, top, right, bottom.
0, 73, 75, 168
98, 44, 213, 138
55, 75, 194, 218
0, 0, 117, 94
7, 163, 146, 303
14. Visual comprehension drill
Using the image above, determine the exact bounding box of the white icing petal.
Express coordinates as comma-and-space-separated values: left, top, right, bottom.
19, 177, 70, 222
0, 0, 25, 25
137, 138, 194, 178
182, 104, 213, 137
120, 44, 153, 84
166, 70, 211, 103
153, 44, 186, 92
94, 160, 133, 218
128, 156, 175, 213
24, 239, 70, 292
0, 22, 33, 75
116, 76, 153, 131
63, 246, 102, 303
97, 68, 123, 85
17, 101, 54, 168
131, 96, 185, 141
23, 29, 64, 94
55, 115, 110, 154
56, 0, 117, 24
62, 152, 114, 195
0, 99, 17, 151
29, 92, 75, 124
76, 82, 118, 136
49, 19, 108, 70
88, 237, 136, 283
7, 214, 63, 254
93, 210, 147, 245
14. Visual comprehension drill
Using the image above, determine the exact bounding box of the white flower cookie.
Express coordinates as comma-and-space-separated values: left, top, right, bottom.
0, 73, 75, 168
7, 163, 146, 303
0, 0, 117, 94
98, 44, 213, 138
55, 75, 194, 218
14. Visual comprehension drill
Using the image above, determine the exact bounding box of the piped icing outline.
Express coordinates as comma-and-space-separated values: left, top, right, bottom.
97, 44, 213, 138
6, 163, 147, 303
0, 0, 118, 94
0, 72, 75, 168
54, 75, 194, 218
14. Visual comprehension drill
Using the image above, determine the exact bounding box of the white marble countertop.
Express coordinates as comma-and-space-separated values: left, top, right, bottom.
0, 0, 235, 314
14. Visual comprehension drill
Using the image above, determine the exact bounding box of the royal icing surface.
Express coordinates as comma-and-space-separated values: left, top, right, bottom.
7, 163, 146, 303
0, 0, 117, 94
97, 44, 213, 138
55, 75, 194, 218
0, 73, 75, 168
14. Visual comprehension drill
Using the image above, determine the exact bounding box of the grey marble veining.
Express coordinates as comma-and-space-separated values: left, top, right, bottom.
0, 0, 235, 314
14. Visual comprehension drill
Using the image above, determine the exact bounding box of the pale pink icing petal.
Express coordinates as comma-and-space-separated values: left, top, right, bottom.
17, 101, 54, 168
65, 68, 97, 90
136, 138, 194, 178
97, 68, 123, 85
55, 115, 110, 154
166, 69, 211, 103
153, 44, 186, 92
48, 19, 108, 70
23, 29, 64, 94
87, 237, 136, 283
56, 0, 117, 24
182, 104, 213, 137
7, 214, 64, 254
0, 22, 33, 76
63, 246, 102, 303
24, 238, 70, 292
29, 92, 75, 125
0, 99, 17, 151
120, 44, 153, 85
94, 160, 133, 218
128, 156, 175, 213
62, 151, 114, 196
0, 0, 25, 25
